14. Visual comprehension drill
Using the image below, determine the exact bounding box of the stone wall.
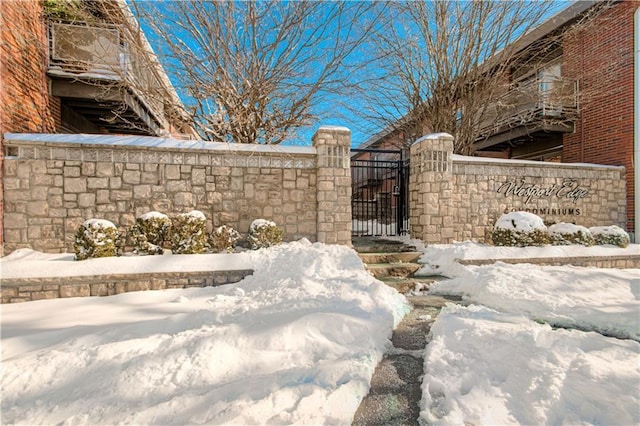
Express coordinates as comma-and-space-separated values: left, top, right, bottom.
458, 255, 640, 269
2, 127, 352, 254
410, 134, 627, 244
1, 269, 253, 304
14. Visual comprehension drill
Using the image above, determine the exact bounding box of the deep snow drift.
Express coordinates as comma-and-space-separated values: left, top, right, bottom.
416, 241, 640, 425
1, 240, 408, 425
1, 240, 639, 425
422, 304, 639, 425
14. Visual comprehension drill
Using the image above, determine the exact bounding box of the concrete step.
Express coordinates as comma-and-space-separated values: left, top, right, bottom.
366, 263, 421, 279
358, 252, 422, 265
352, 237, 417, 254
378, 276, 438, 294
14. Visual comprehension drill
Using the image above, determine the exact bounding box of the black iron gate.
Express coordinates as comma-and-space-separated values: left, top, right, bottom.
350, 148, 410, 236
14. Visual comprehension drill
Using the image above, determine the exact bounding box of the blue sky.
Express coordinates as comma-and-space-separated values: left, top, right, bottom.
134, 0, 570, 148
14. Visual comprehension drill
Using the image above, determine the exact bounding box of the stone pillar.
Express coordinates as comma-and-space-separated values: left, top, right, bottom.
409, 133, 454, 244
313, 126, 352, 245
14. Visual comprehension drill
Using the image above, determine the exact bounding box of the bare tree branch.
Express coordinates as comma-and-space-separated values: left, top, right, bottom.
351, 0, 566, 153
135, 0, 387, 144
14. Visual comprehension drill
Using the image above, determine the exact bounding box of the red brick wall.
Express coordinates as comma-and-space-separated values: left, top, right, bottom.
1, 0, 59, 252
562, 1, 637, 234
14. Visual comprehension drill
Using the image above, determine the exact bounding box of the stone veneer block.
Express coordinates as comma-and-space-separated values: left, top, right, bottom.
2, 134, 321, 254
407, 132, 626, 244
313, 126, 352, 246
0, 270, 254, 303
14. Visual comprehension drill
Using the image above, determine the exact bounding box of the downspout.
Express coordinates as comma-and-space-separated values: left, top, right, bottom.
635, 8, 640, 242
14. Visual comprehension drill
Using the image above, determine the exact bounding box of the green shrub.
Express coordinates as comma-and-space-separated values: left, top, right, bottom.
492, 211, 549, 247
548, 223, 594, 246
130, 211, 171, 255
247, 219, 283, 250
74, 219, 120, 260
170, 210, 208, 254
130, 224, 163, 255
590, 225, 630, 248
209, 225, 241, 253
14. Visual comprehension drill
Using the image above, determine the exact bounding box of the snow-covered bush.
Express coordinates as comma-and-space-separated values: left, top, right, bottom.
74, 219, 120, 261
130, 211, 171, 255
590, 225, 630, 248
548, 223, 595, 246
247, 219, 283, 250
170, 210, 208, 254
492, 211, 549, 247
209, 225, 241, 253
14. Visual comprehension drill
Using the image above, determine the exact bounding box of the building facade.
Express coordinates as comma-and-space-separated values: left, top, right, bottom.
358, 1, 638, 238
1, 0, 195, 251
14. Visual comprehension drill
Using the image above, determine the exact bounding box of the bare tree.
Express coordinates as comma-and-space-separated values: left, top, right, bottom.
134, 0, 385, 144
352, 0, 563, 153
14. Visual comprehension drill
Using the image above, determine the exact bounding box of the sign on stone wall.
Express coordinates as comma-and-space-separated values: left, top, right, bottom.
496, 178, 589, 216
409, 133, 626, 244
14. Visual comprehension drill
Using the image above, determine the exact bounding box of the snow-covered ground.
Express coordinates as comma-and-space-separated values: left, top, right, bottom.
1, 239, 639, 425
1, 241, 408, 425
415, 241, 640, 425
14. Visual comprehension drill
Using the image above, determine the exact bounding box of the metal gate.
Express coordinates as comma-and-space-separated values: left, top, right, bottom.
350, 148, 410, 236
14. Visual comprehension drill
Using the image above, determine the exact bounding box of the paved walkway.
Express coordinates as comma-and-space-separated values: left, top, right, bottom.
352, 294, 461, 426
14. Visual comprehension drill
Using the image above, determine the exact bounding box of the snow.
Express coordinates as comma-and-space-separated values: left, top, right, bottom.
180, 209, 206, 221
414, 240, 640, 424
591, 224, 629, 238
422, 305, 639, 425
414, 133, 454, 143
3, 133, 317, 155
429, 262, 640, 340
46, 68, 121, 81
83, 218, 116, 229
351, 219, 409, 237
317, 125, 351, 133
451, 153, 625, 169
494, 211, 546, 232
139, 211, 169, 220
0, 249, 252, 279
2, 239, 639, 425
415, 240, 640, 276
1, 240, 408, 425
250, 218, 277, 231
548, 222, 590, 236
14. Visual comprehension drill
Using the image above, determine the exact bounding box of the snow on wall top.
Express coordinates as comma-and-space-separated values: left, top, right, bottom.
414, 133, 454, 144
451, 154, 624, 169
3, 133, 316, 156
317, 125, 351, 133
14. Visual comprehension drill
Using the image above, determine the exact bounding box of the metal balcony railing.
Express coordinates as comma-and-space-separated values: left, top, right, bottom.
477, 76, 579, 138
48, 20, 166, 126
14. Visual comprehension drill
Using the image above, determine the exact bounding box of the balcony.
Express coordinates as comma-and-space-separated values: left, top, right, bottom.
472, 76, 579, 152
47, 21, 168, 136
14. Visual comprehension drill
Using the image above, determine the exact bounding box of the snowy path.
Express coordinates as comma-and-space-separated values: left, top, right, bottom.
353, 294, 460, 425
1, 240, 638, 425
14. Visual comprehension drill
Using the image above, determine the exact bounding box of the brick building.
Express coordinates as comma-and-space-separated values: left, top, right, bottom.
359, 1, 639, 239
0, 0, 194, 251
561, 1, 637, 237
